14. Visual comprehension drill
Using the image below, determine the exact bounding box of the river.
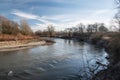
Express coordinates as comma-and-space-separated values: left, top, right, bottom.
0, 38, 108, 80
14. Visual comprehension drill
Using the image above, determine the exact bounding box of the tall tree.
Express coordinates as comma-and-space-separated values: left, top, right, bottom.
77, 23, 85, 34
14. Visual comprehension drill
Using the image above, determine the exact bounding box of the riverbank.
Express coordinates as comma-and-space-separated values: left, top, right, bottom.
59, 32, 120, 80
89, 32, 120, 80
0, 39, 55, 51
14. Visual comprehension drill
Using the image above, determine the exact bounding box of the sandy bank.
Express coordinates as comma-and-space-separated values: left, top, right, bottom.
0, 39, 54, 51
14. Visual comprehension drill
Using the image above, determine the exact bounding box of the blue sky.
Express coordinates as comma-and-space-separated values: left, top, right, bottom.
0, 0, 116, 31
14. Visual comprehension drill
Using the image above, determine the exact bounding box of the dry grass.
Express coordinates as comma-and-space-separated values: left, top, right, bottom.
0, 34, 38, 41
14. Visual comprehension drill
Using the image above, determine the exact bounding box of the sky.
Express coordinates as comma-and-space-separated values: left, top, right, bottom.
0, 0, 116, 31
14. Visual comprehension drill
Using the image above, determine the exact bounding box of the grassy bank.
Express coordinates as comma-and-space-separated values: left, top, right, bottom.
90, 32, 120, 64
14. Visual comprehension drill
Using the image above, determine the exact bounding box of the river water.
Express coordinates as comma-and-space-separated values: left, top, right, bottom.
0, 39, 108, 80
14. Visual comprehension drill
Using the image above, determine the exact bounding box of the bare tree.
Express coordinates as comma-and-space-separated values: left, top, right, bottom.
87, 24, 93, 33
0, 16, 20, 35
114, 0, 120, 32
10, 21, 20, 35
47, 24, 55, 37
0, 16, 5, 34
92, 23, 99, 33
77, 23, 85, 34
1, 17, 13, 34
114, 13, 120, 32
20, 19, 33, 35
72, 27, 78, 36
98, 23, 108, 32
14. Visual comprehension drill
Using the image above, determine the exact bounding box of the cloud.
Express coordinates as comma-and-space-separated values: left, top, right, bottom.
11, 9, 55, 25
93, 9, 114, 16
12, 9, 38, 19
41, 15, 66, 20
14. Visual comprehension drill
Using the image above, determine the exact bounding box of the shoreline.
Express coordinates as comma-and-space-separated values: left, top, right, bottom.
0, 39, 55, 52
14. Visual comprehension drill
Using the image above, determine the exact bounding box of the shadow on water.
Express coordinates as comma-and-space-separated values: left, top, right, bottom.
0, 38, 108, 80
64, 39, 84, 46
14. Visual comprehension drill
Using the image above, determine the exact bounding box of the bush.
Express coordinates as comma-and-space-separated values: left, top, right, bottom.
0, 34, 38, 41
107, 33, 120, 64
90, 33, 104, 44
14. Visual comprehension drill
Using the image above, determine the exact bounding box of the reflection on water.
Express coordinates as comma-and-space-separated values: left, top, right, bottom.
0, 39, 108, 80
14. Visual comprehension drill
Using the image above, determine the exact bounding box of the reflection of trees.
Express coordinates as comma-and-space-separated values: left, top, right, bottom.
64, 39, 85, 47
64, 39, 72, 45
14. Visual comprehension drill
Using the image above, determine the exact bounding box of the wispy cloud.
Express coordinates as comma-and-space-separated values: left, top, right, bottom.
12, 9, 38, 19
93, 9, 114, 16
11, 9, 55, 25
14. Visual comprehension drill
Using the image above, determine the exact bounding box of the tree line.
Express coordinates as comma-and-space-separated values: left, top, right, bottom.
35, 23, 109, 38
0, 15, 33, 36
35, 24, 55, 37
63, 23, 108, 38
